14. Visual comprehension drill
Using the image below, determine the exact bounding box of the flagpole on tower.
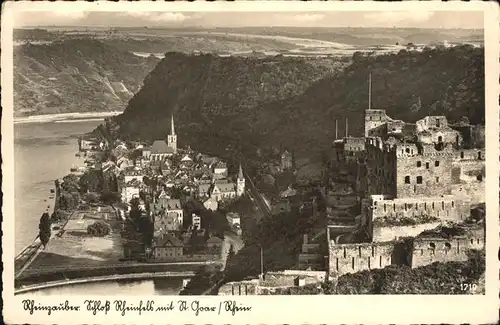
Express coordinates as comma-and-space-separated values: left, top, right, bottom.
368, 73, 372, 110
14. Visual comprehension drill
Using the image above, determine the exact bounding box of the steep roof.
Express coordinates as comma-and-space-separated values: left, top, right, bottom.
181, 154, 192, 162
198, 183, 211, 191
280, 186, 297, 198
151, 140, 174, 154
227, 212, 240, 220
158, 198, 182, 210
214, 161, 227, 169
214, 181, 235, 192
153, 233, 183, 248
204, 197, 218, 204
238, 163, 244, 179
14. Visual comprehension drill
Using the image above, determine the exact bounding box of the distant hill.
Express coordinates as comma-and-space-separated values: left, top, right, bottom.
113, 45, 484, 163
171, 27, 483, 47
14, 39, 160, 117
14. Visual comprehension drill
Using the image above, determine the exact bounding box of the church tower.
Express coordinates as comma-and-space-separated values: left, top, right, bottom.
167, 114, 177, 153
236, 163, 245, 196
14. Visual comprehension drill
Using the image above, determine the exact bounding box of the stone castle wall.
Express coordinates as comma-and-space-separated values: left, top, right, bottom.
372, 222, 442, 242
327, 229, 485, 278
411, 235, 484, 268
395, 151, 454, 197
451, 182, 485, 206
363, 196, 470, 223
364, 109, 392, 137
328, 241, 394, 278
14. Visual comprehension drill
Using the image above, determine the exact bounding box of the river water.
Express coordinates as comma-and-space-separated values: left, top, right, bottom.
14, 120, 102, 254
18, 278, 184, 296
15, 119, 185, 295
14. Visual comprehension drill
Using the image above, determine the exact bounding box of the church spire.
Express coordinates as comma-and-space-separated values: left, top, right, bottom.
238, 163, 244, 179
171, 114, 175, 136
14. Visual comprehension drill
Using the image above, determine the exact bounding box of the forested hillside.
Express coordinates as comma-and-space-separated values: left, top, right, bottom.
114, 45, 484, 162
114, 52, 347, 150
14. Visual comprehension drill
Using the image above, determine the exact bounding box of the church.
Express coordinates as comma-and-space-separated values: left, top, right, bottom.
142, 115, 177, 160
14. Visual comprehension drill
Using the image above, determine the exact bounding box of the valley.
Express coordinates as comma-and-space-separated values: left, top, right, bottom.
14, 26, 483, 118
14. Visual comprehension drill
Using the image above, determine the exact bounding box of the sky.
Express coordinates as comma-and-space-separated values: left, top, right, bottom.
14, 11, 484, 29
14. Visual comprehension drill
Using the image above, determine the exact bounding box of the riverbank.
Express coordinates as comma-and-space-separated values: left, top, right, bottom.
14, 111, 122, 125
14, 120, 102, 253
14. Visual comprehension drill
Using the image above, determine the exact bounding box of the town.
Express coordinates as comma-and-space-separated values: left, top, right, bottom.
77, 115, 246, 264
15, 77, 485, 295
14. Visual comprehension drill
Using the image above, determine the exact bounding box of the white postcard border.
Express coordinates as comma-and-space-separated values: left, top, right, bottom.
2, 1, 499, 324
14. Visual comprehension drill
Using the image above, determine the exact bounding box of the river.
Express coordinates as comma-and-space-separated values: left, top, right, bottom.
14, 120, 102, 254
17, 278, 184, 296
14, 119, 185, 295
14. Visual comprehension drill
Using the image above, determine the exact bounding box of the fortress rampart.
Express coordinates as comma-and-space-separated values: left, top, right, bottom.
371, 222, 442, 242
328, 226, 484, 278
411, 235, 484, 268
328, 241, 394, 278
361, 195, 470, 224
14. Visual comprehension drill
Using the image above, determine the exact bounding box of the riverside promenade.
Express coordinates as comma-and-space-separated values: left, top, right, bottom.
15, 204, 223, 294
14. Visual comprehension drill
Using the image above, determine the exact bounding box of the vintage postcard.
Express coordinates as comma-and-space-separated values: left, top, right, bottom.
2, 1, 499, 324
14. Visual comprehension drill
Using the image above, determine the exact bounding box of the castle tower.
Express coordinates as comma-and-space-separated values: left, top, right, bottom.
236, 163, 245, 196
167, 114, 177, 153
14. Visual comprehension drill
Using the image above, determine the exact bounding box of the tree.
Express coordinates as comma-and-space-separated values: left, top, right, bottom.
129, 197, 143, 225
84, 192, 99, 204
79, 170, 103, 193
100, 190, 121, 205
180, 264, 223, 295
50, 209, 69, 223
137, 217, 154, 247
170, 186, 185, 199
226, 244, 235, 264
38, 212, 51, 248
87, 221, 111, 237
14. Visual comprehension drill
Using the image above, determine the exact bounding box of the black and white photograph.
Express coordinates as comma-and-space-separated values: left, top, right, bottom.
2, 1, 499, 324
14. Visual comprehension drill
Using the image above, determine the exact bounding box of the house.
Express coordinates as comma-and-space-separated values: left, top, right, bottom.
281, 150, 293, 170
213, 161, 228, 176
138, 199, 147, 211
211, 180, 236, 201
271, 197, 292, 215
79, 138, 96, 151
181, 154, 193, 163
192, 213, 201, 230
197, 154, 218, 167
142, 146, 151, 159
206, 236, 223, 254
151, 234, 184, 261
152, 207, 182, 233
198, 183, 212, 199
121, 184, 140, 204
160, 160, 171, 175
227, 212, 242, 235
134, 157, 146, 169
280, 186, 297, 198
123, 168, 144, 183
157, 198, 184, 226
117, 157, 133, 170
114, 143, 128, 154
226, 212, 241, 226
203, 198, 219, 211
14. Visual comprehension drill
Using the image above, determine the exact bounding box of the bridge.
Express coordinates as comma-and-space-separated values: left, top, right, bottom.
15, 271, 195, 295
15, 240, 43, 278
